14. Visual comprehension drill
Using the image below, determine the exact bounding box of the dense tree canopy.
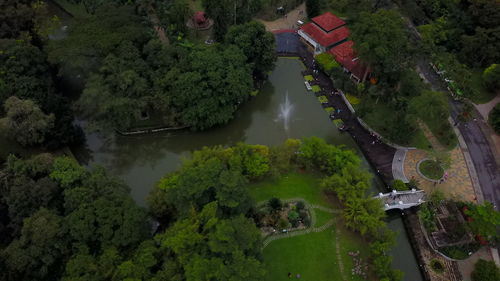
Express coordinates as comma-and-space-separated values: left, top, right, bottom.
0, 0, 34, 39
225, 21, 276, 78
202, 0, 258, 41
48, 6, 150, 76
350, 9, 414, 83
0, 155, 149, 281
0, 40, 83, 149
170, 45, 253, 130
465, 202, 500, 240
0, 96, 55, 146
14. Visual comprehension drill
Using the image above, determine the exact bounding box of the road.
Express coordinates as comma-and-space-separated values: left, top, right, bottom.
416, 51, 500, 210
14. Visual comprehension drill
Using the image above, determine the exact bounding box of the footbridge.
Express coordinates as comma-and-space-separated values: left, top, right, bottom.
375, 189, 426, 211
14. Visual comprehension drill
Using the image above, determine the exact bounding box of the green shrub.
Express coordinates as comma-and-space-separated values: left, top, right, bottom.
315, 53, 340, 74
472, 259, 500, 281
346, 93, 361, 105
278, 218, 289, 229
391, 179, 408, 191
489, 104, 500, 134
288, 210, 300, 227
312, 85, 321, 92
483, 64, 500, 91
268, 197, 282, 211
304, 75, 314, 81
324, 107, 334, 113
296, 201, 305, 210
430, 259, 444, 274
317, 96, 328, 103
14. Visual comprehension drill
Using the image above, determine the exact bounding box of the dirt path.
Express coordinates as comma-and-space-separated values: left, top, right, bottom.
257, 3, 306, 31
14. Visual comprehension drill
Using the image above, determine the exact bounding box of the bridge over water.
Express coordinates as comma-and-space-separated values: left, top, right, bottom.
375, 190, 426, 211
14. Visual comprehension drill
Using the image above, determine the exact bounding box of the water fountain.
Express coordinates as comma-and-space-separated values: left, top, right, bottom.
278, 91, 294, 131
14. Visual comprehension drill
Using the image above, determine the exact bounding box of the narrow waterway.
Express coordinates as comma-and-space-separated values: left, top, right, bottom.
73, 58, 423, 280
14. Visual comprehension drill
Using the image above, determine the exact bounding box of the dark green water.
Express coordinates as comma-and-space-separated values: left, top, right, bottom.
76, 58, 422, 281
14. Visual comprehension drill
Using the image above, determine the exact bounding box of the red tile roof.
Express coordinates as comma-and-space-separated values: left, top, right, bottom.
300, 23, 349, 47
328, 41, 369, 79
312, 12, 346, 32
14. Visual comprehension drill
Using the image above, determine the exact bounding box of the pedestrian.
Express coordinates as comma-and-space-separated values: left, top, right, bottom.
296, 273, 301, 278
288, 272, 292, 278
371, 141, 375, 145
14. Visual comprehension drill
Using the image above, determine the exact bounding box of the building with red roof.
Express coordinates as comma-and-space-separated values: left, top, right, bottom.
298, 12, 348, 54
297, 12, 370, 82
328, 41, 370, 82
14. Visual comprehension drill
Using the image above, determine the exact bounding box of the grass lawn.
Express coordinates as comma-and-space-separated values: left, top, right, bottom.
263, 226, 340, 281
469, 70, 497, 104
419, 160, 444, 180
250, 173, 372, 281
249, 172, 330, 207
314, 208, 334, 227
410, 129, 433, 150
337, 224, 373, 281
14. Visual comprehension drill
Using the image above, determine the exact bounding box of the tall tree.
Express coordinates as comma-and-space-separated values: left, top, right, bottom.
2, 208, 69, 281
0, 0, 34, 39
47, 6, 149, 76
169, 45, 253, 130
225, 21, 276, 78
471, 259, 500, 281
350, 9, 414, 84
465, 202, 500, 240
306, 0, 320, 18
0, 96, 54, 146
202, 0, 254, 41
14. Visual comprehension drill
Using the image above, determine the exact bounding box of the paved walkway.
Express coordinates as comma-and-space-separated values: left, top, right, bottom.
403, 147, 475, 203
392, 149, 409, 183
257, 3, 306, 31
457, 247, 492, 281
474, 94, 500, 121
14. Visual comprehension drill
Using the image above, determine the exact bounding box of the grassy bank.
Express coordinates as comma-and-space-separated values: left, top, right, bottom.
249, 172, 372, 281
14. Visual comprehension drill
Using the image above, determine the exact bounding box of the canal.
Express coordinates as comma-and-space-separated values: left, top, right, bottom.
73, 58, 423, 280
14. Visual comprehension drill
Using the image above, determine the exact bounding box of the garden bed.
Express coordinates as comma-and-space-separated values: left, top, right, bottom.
418, 159, 444, 181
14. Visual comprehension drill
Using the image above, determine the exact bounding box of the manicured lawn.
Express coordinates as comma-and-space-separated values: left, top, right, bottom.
263, 226, 340, 281
409, 129, 432, 150
314, 208, 334, 227
419, 160, 444, 180
251, 173, 372, 281
249, 172, 330, 207
337, 224, 373, 281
